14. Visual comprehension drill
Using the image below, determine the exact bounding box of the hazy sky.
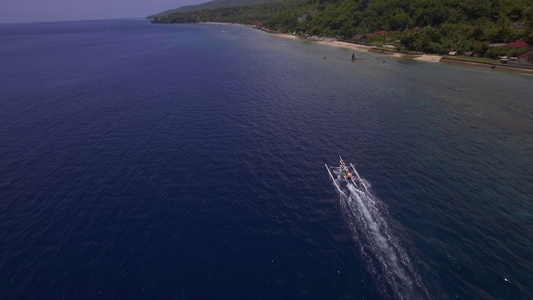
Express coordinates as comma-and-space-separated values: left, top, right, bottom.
0, 0, 207, 23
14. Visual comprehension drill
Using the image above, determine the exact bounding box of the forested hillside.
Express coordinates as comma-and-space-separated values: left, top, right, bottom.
148, 0, 284, 18
152, 0, 533, 57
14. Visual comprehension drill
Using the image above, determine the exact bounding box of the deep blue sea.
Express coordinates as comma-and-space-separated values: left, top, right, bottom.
1, 19, 532, 299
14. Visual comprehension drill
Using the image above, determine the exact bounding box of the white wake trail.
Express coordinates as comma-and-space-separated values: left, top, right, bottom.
331, 169, 430, 300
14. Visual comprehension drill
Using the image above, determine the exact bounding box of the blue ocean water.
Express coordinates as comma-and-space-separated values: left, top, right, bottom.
1, 19, 532, 299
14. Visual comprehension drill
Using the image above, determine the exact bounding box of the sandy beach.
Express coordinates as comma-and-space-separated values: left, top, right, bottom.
275, 33, 442, 63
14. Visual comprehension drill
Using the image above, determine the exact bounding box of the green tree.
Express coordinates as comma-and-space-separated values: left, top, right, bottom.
400, 32, 417, 51
472, 41, 489, 56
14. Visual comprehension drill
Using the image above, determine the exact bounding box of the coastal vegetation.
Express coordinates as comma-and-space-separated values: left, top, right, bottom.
148, 0, 285, 18
151, 0, 533, 60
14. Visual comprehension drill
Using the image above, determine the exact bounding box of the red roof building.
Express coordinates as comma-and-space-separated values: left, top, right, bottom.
354, 34, 369, 42
376, 30, 387, 35
508, 40, 528, 48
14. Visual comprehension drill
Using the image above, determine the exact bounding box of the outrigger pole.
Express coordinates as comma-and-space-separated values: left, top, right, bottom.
350, 163, 369, 193
324, 164, 335, 181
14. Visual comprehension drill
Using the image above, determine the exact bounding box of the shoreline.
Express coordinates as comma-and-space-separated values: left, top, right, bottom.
440, 57, 533, 75
272, 32, 533, 74
197, 23, 533, 75
274, 32, 442, 63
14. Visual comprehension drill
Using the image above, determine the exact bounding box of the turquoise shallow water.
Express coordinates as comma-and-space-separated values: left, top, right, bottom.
0, 19, 532, 299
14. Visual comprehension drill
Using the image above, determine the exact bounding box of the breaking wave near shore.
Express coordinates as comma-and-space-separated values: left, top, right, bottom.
330, 167, 432, 300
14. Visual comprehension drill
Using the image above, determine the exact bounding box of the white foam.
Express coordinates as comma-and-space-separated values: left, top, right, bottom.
332, 171, 429, 299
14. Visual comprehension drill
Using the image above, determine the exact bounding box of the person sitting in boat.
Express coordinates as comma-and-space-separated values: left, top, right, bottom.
342, 168, 352, 179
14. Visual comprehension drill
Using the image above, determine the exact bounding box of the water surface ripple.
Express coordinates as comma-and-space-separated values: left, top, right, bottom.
0, 20, 532, 299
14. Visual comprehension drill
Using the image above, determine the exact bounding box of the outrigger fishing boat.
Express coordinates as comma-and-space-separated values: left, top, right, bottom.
325, 156, 369, 193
